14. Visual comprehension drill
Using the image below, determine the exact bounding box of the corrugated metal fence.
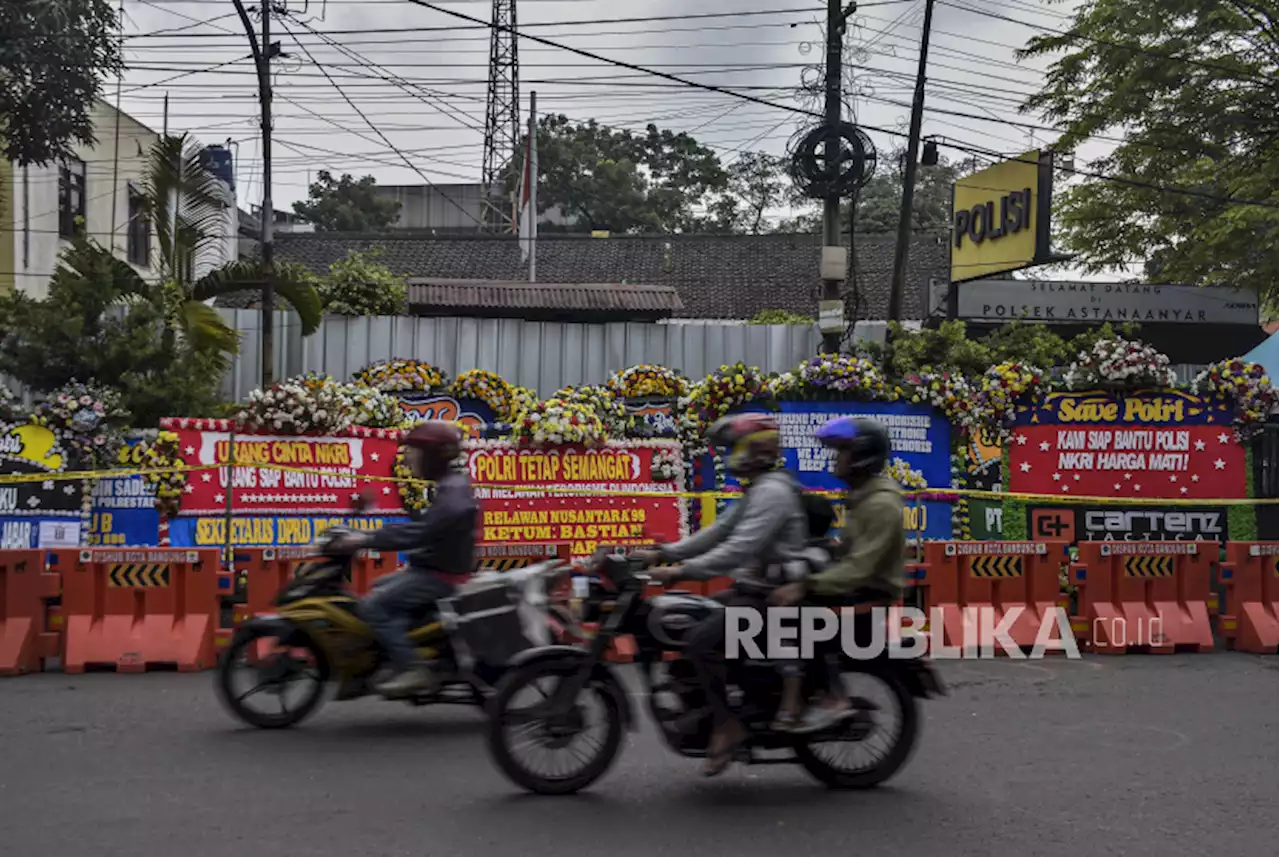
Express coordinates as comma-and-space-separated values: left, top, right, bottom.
219, 310, 822, 400
3, 308, 1215, 403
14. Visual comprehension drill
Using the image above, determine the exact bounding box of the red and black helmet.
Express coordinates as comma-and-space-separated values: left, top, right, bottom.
402, 420, 463, 458
707, 413, 780, 475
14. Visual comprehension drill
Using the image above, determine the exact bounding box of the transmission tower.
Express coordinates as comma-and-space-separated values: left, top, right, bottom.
481, 0, 520, 232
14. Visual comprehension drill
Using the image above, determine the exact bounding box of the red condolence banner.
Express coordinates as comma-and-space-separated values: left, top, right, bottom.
160, 419, 404, 516
1007, 391, 1246, 500
466, 440, 687, 557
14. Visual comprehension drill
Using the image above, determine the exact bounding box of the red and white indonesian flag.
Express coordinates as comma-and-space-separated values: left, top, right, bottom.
518, 126, 536, 262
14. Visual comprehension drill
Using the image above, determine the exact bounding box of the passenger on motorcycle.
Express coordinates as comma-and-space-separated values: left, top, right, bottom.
768, 415, 906, 724
328, 420, 477, 699
634, 413, 808, 775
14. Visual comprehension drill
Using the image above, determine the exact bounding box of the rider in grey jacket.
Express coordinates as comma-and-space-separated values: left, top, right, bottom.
640, 413, 803, 776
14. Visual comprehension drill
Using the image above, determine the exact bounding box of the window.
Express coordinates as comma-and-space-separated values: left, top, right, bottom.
126, 185, 151, 266
58, 157, 86, 238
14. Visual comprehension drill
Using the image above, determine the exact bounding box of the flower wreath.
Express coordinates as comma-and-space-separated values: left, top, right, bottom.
354, 358, 449, 393
394, 445, 431, 512
773, 354, 896, 401
607, 364, 688, 399
973, 361, 1049, 443
235, 375, 352, 435
32, 380, 128, 469
681, 363, 775, 435
342, 383, 409, 429
553, 385, 632, 437
1063, 337, 1176, 391
886, 457, 927, 491
513, 398, 606, 446
122, 431, 186, 518
651, 447, 682, 482
450, 369, 518, 422
1191, 359, 1277, 442
901, 369, 979, 435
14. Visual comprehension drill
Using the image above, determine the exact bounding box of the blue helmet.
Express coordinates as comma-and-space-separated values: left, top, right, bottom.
815, 416, 890, 476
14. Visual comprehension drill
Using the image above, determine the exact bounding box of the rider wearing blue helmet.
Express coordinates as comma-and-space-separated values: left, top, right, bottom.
769, 415, 906, 724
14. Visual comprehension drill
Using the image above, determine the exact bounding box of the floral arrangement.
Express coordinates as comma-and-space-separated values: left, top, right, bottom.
1063, 337, 1176, 390
1191, 359, 1277, 441
124, 431, 185, 518
773, 354, 896, 401
682, 363, 775, 428
553, 385, 632, 436
31, 380, 128, 468
901, 369, 979, 434
607, 364, 688, 399
886, 457, 928, 491
394, 445, 430, 512
354, 358, 449, 393
513, 398, 606, 446
652, 447, 682, 482
510, 386, 538, 421
450, 369, 517, 422
341, 383, 408, 429
296, 371, 338, 392
974, 361, 1049, 442
234, 375, 352, 434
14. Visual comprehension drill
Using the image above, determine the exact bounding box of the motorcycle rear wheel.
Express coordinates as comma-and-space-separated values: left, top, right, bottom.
215, 628, 328, 729
486, 659, 623, 795
794, 668, 918, 789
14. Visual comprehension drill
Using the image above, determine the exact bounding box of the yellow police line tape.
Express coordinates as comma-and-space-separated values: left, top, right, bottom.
0, 460, 1275, 508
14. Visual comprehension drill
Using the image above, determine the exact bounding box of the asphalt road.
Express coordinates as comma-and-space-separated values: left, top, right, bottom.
0, 655, 1275, 857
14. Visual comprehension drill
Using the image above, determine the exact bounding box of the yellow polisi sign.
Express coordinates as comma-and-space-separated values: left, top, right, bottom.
108, 563, 171, 588
951, 149, 1054, 283
970, 555, 1024, 578
1123, 556, 1175, 578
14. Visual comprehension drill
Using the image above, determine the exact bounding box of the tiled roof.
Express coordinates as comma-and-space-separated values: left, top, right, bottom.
220, 231, 948, 320
407, 278, 682, 313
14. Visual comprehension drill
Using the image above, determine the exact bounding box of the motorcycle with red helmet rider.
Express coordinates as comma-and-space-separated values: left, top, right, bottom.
214, 421, 572, 729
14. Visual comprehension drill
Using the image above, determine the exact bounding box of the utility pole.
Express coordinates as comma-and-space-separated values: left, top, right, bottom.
886, 0, 936, 323
818, 0, 853, 353
232, 0, 276, 388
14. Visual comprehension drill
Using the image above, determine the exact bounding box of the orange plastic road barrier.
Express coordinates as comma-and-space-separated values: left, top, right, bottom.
0, 551, 62, 676
921, 540, 1067, 652
60, 548, 220, 673
1218, 542, 1279, 654
1070, 542, 1214, 654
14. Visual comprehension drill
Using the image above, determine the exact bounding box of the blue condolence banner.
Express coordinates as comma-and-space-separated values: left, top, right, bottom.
698, 400, 953, 541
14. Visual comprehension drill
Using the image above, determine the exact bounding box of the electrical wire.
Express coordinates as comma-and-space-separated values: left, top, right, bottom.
276, 16, 483, 225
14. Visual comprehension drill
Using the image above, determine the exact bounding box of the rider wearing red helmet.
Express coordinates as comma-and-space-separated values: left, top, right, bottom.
330, 420, 477, 698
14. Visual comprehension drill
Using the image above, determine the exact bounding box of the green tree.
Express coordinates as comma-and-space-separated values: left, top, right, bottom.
0, 0, 123, 166
292, 171, 402, 232
0, 236, 228, 425
703, 152, 788, 234
318, 248, 408, 316
1020, 0, 1278, 314
777, 148, 979, 234
516, 114, 728, 233
132, 134, 322, 357
748, 309, 815, 325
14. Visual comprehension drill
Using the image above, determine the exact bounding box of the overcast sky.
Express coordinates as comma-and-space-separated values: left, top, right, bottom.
107, 0, 1114, 216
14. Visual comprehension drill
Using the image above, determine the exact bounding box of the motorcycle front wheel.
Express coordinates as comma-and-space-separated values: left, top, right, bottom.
485, 659, 624, 795
215, 626, 328, 729
794, 667, 919, 789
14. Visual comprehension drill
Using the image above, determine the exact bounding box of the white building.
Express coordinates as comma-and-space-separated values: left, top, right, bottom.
1, 100, 163, 299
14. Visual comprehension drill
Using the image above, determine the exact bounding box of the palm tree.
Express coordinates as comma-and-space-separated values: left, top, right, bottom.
128, 133, 323, 359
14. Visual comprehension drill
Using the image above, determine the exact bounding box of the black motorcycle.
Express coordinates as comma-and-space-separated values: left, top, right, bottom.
484, 552, 946, 795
